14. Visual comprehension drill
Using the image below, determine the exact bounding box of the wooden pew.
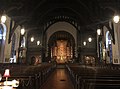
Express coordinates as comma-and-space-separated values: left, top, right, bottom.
79, 76, 120, 89
66, 63, 120, 89
0, 63, 56, 89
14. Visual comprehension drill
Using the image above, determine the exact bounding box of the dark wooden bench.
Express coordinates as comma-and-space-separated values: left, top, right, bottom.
79, 76, 120, 89
0, 63, 56, 89
66, 63, 120, 89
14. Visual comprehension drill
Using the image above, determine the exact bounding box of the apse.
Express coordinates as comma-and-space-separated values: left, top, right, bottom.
52, 40, 72, 63
48, 31, 75, 63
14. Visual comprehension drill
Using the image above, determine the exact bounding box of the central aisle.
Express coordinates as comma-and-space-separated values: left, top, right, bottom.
41, 68, 74, 89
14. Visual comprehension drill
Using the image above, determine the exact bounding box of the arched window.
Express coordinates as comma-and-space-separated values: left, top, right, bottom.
0, 26, 3, 52
0, 26, 3, 43
106, 31, 112, 63
10, 33, 16, 63
0, 23, 7, 62
0, 28, 3, 39
21, 36, 26, 47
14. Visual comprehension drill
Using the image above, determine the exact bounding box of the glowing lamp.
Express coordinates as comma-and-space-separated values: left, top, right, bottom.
37, 41, 40, 45
88, 37, 92, 42
31, 37, 34, 42
83, 41, 86, 46
3, 69, 10, 86
1, 15, 6, 23
3, 69, 10, 77
97, 29, 101, 35
21, 28, 25, 35
113, 15, 119, 23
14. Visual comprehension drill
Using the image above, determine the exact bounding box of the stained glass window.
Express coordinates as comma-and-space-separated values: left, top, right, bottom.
0, 27, 3, 40
10, 33, 16, 63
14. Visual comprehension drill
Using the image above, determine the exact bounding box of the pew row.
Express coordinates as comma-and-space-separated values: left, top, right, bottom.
0, 63, 56, 89
66, 63, 120, 89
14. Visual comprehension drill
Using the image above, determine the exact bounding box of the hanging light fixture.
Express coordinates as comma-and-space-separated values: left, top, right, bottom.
88, 37, 92, 42
113, 15, 120, 23
97, 29, 101, 35
1, 15, 7, 23
31, 37, 34, 42
21, 28, 25, 35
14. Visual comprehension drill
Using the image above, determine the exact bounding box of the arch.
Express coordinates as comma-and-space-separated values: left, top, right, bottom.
48, 31, 75, 46
48, 31, 75, 63
43, 19, 80, 35
44, 22, 78, 61
46, 22, 77, 45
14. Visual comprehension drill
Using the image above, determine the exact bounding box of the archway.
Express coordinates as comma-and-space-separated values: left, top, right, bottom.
48, 31, 75, 63
46, 22, 77, 45
45, 22, 77, 63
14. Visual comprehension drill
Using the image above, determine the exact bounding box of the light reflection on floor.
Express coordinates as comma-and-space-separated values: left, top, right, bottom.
41, 69, 74, 89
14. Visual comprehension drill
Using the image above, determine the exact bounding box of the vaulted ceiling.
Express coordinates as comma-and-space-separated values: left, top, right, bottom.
0, 0, 120, 31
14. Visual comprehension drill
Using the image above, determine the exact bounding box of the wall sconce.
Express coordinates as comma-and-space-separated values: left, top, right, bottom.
37, 41, 40, 45
21, 28, 25, 35
97, 29, 101, 35
83, 41, 86, 46
88, 37, 92, 42
1, 15, 7, 23
113, 15, 119, 23
31, 37, 34, 42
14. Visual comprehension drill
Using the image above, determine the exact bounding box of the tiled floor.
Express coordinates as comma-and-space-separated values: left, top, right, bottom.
41, 69, 74, 89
